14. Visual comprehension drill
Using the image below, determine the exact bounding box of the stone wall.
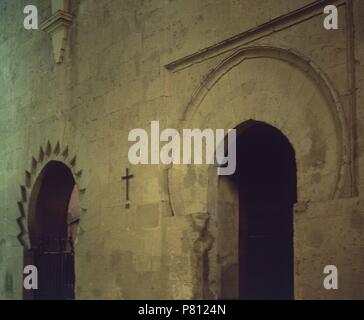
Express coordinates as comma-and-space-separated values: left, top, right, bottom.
0, 0, 363, 299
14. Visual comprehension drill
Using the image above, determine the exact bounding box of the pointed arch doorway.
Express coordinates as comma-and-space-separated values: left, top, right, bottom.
24, 161, 80, 300
218, 120, 297, 300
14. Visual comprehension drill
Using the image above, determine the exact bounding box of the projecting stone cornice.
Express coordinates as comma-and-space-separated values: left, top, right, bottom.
164, 0, 347, 72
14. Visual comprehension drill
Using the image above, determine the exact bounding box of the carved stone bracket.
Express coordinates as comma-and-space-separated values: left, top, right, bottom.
40, 0, 72, 64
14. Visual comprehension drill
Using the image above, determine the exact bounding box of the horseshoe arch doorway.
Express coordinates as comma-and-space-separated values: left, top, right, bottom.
23, 161, 80, 300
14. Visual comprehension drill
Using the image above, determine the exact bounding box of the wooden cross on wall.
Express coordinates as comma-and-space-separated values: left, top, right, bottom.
122, 168, 134, 208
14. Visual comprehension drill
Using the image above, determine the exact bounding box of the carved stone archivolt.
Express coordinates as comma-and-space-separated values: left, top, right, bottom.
17, 141, 87, 249
167, 45, 351, 223
166, 0, 357, 215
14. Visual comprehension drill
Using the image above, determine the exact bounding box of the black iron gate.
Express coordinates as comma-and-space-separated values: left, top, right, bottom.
32, 238, 75, 300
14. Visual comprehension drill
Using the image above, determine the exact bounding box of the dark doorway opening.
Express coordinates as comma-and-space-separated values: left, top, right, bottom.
234, 121, 297, 300
24, 161, 77, 300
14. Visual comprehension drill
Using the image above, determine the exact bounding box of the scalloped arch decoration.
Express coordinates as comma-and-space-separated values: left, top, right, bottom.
17, 141, 87, 249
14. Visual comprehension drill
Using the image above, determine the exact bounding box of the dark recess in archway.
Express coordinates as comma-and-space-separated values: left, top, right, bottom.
24, 161, 76, 300
234, 121, 297, 300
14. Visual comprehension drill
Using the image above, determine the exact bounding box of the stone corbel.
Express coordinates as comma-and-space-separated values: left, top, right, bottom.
40, 0, 72, 64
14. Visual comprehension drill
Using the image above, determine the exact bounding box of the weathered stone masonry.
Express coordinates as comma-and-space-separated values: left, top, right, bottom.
0, 0, 363, 299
